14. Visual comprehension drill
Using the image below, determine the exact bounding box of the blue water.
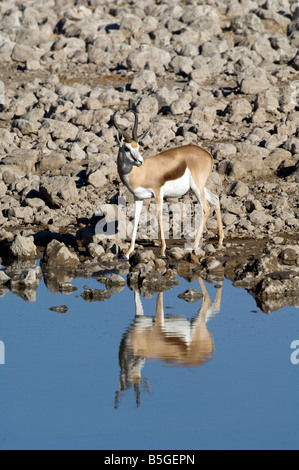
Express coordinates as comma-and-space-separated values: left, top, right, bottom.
0, 273, 298, 450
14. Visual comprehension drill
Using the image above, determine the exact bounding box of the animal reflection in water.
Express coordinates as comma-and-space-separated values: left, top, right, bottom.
115, 278, 223, 408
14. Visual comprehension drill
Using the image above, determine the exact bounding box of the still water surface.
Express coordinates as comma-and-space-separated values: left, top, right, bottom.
0, 271, 298, 450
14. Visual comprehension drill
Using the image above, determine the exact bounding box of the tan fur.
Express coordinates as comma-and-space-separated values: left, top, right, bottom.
116, 277, 223, 408
128, 279, 219, 366
115, 279, 223, 407
117, 143, 223, 257
128, 145, 212, 192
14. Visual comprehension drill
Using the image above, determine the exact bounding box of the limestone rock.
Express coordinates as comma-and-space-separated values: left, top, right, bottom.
40, 176, 79, 208
127, 45, 171, 73
10, 235, 37, 259
0, 271, 10, 285
43, 239, 79, 267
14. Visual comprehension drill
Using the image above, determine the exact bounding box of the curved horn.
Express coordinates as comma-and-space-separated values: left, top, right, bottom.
129, 107, 150, 143
131, 110, 139, 142
112, 111, 132, 143
112, 111, 121, 132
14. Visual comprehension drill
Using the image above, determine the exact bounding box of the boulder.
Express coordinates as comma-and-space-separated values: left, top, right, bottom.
0, 271, 10, 285
40, 176, 79, 208
0, 181, 7, 197
229, 181, 249, 198
13, 119, 40, 135
154, 87, 179, 109
10, 235, 37, 258
88, 169, 108, 188
127, 45, 171, 73
38, 153, 67, 172
130, 70, 157, 92
11, 44, 40, 62
41, 119, 79, 141
238, 68, 271, 95
43, 239, 79, 267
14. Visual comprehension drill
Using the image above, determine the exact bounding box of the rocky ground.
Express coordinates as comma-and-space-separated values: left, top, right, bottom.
0, 0, 298, 313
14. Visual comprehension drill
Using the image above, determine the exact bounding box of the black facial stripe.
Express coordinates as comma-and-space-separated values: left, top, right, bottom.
123, 145, 138, 162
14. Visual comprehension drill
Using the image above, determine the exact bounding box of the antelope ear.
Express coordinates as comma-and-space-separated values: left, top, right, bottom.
137, 129, 150, 143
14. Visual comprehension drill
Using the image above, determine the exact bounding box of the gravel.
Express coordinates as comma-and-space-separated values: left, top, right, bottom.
0, 0, 298, 312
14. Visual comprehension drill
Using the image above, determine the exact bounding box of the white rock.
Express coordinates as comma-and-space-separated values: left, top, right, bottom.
88, 169, 108, 188
239, 68, 270, 94
136, 96, 159, 118
43, 240, 79, 267
127, 45, 171, 73
69, 143, 86, 161
0, 181, 7, 197
10, 235, 37, 258
88, 243, 105, 258
40, 176, 79, 208
11, 44, 40, 63
0, 271, 10, 285
170, 98, 191, 115
229, 181, 249, 198
130, 70, 157, 92
154, 88, 179, 108
65, 6, 92, 21
120, 14, 142, 37
190, 106, 216, 126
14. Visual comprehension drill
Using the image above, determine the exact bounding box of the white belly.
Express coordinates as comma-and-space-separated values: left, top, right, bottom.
133, 169, 191, 200
163, 168, 191, 198
133, 187, 155, 199
135, 316, 195, 346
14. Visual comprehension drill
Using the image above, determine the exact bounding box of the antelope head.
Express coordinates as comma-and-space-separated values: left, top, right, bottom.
113, 109, 149, 168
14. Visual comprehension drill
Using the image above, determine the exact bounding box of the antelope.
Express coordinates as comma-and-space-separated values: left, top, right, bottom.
113, 109, 224, 259
115, 278, 223, 408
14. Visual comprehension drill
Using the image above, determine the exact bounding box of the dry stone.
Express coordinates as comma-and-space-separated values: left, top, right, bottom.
0, 181, 7, 197
249, 210, 272, 226
11, 44, 40, 62
41, 119, 79, 141
229, 181, 249, 198
239, 68, 271, 95
13, 119, 40, 135
88, 170, 108, 188
127, 45, 171, 73
154, 88, 179, 109
0, 0, 297, 311
130, 70, 157, 92
40, 176, 79, 208
10, 235, 37, 259
0, 271, 10, 285
39, 154, 67, 172
43, 239, 79, 267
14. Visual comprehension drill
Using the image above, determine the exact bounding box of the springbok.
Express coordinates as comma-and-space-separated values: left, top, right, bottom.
113, 109, 224, 259
115, 278, 223, 408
